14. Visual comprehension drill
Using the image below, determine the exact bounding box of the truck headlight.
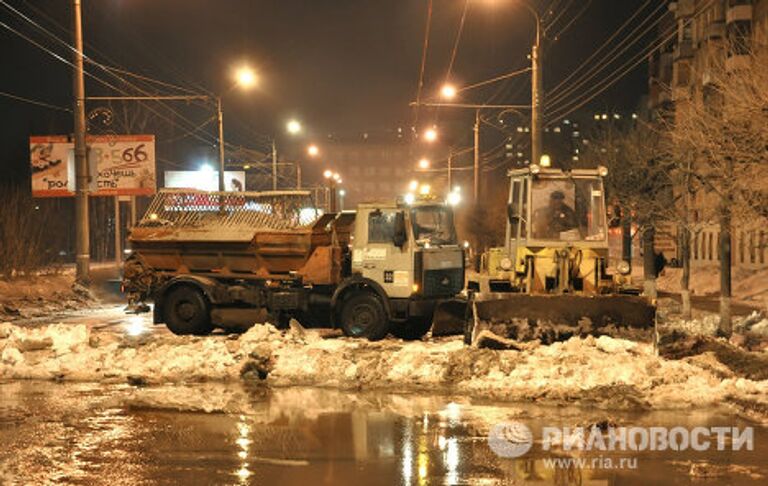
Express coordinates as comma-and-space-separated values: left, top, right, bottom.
617, 260, 631, 275
500, 257, 513, 271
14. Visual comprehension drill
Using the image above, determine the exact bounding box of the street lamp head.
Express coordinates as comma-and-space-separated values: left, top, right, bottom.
423, 127, 438, 143
339, 189, 346, 197
323, 169, 333, 179
418, 158, 430, 170
307, 144, 319, 157
235, 66, 257, 89
333, 172, 341, 182
440, 83, 457, 100
409, 180, 419, 191
286, 119, 302, 135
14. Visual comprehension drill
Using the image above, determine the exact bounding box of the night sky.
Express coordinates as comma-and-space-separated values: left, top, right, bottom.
1, 0, 661, 185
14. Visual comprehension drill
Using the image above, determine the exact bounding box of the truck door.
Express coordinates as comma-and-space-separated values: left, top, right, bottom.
352, 208, 412, 299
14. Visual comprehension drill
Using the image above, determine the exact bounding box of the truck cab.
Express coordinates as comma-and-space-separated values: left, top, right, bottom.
335, 198, 465, 339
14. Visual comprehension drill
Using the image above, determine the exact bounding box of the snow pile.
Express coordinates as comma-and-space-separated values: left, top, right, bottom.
1, 321, 766, 416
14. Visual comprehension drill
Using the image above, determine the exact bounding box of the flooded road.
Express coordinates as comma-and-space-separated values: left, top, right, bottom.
0, 381, 765, 485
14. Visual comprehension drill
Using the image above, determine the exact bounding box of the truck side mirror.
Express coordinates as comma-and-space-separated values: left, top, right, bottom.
393, 211, 407, 247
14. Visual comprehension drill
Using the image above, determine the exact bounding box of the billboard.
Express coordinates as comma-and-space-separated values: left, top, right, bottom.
165, 170, 246, 192
30, 135, 157, 197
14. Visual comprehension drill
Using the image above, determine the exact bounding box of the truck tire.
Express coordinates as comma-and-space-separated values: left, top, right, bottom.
339, 292, 390, 341
391, 316, 432, 340
162, 285, 214, 336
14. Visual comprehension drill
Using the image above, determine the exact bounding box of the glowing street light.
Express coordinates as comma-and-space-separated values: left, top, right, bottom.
409, 180, 419, 191
235, 66, 257, 88
307, 144, 319, 157
423, 127, 438, 143
440, 84, 457, 100
323, 169, 333, 179
419, 184, 431, 195
286, 119, 302, 134
418, 158, 430, 170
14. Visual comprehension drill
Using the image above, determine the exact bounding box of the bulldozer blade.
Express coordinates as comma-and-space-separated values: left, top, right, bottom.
472, 293, 656, 344
430, 298, 470, 337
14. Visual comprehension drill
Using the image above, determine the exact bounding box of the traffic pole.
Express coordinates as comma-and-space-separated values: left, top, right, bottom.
530, 14, 543, 167
72, 0, 90, 285
216, 97, 225, 191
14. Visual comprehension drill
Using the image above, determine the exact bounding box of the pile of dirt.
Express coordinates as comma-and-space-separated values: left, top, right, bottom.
0, 274, 95, 321
659, 331, 768, 381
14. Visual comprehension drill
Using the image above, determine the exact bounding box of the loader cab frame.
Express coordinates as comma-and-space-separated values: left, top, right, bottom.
505, 167, 609, 252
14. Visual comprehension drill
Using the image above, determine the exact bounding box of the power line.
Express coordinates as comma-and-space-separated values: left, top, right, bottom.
546, 0, 717, 123
546, 0, 668, 110
0, 90, 71, 112
445, 0, 470, 84
412, 0, 434, 128
545, 24, 677, 123
548, 0, 592, 41
0, 1, 236, 149
545, 2, 669, 113
547, 0, 655, 96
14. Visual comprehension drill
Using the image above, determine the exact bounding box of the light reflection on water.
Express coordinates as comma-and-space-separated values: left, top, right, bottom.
0, 381, 765, 486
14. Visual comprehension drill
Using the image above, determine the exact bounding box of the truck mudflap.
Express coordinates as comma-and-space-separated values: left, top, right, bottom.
430, 298, 471, 337
469, 293, 657, 344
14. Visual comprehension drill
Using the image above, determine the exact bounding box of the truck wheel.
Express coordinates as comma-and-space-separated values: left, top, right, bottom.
162, 286, 213, 336
391, 316, 432, 340
339, 292, 390, 341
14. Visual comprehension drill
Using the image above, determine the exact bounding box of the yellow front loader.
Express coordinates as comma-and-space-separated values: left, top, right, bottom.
434, 165, 655, 344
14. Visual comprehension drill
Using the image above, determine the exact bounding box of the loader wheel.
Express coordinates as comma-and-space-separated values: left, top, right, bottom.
163, 286, 213, 336
339, 292, 390, 341
391, 316, 432, 340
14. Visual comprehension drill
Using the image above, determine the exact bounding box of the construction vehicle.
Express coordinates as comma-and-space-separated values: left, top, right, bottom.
122, 189, 464, 340
461, 165, 656, 344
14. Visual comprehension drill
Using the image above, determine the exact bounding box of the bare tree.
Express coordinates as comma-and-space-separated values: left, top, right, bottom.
665, 46, 768, 335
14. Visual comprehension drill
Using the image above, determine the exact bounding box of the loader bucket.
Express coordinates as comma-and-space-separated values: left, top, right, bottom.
430, 298, 471, 337
470, 293, 656, 344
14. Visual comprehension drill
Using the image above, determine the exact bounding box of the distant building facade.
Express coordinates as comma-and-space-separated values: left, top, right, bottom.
648, 0, 768, 268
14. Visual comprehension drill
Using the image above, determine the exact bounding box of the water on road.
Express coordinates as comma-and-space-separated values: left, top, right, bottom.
0, 381, 765, 485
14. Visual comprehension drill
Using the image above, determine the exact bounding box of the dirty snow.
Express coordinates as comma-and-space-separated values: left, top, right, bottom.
1, 320, 767, 420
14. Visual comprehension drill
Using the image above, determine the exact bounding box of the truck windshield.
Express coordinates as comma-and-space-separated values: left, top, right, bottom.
411, 206, 457, 246
530, 177, 606, 242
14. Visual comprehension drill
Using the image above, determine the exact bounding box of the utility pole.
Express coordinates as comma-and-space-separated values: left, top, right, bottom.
296, 163, 302, 189
272, 140, 278, 190
72, 0, 89, 284
447, 149, 453, 191
473, 109, 480, 203
216, 97, 225, 191
530, 8, 543, 167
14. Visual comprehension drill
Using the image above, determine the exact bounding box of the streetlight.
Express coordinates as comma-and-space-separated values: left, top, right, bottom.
307, 144, 319, 157
409, 180, 419, 191
270, 119, 304, 190
214, 65, 258, 191
423, 127, 438, 143
418, 158, 431, 170
286, 119, 302, 134
440, 84, 457, 100
235, 66, 258, 88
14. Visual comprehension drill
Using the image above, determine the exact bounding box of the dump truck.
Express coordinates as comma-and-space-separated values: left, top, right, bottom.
459, 165, 656, 344
122, 189, 464, 340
